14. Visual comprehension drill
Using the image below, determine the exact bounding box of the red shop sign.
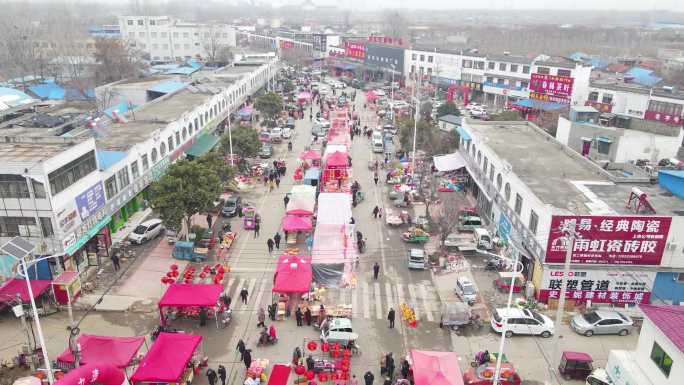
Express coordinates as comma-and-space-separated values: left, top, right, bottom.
545, 215, 672, 265
584, 100, 613, 113
530, 73, 574, 97
644, 110, 683, 125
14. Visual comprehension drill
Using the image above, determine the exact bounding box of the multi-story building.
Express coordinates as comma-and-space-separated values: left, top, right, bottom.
118, 16, 236, 63
456, 119, 684, 306
0, 60, 279, 282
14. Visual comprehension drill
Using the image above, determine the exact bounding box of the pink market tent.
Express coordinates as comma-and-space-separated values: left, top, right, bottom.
57, 334, 145, 369
131, 333, 202, 384
286, 185, 317, 216
297, 91, 312, 100
300, 150, 321, 161
158, 284, 223, 323
0, 279, 52, 304
326, 151, 348, 168
410, 350, 464, 385
273, 255, 312, 294
366, 90, 378, 102
311, 224, 356, 286
282, 215, 313, 232
267, 364, 291, 385
323, 144, 348, 160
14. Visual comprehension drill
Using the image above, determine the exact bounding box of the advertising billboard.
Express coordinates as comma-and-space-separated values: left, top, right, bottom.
530, 73, 574, 96
529, 91, 569, 104
537, 268, 654, 304
344, 41, 365, 60
545, 215, 672, 265
313, 34, 327, 52
644, 110, 682, 125
364, 44, 404, 72
75, 181, 106, 221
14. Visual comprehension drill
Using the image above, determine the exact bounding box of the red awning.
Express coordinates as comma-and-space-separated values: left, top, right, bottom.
158, 284, 223, 308
410, 350, 464, 385
57, 334, 145, 368
273, 255, 312, 294
0, 279, 52, 304
267, 364, 291, 385
282, 215, 313, 231
326, 151, 348, 167
131, 333, 202, 384
300, 150, 322, 161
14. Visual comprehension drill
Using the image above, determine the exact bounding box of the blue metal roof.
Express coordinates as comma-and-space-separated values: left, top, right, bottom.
658, 170, 684, 201
29, 82, 65, 100
0, 87, 34, 108
103, 102, 134, 119
96, 150, 127, 170
147, 80, 189, 94
456, 126, 471, 141
625, 67, 663, 87
186, 59, 203, 69
165, 67, 200, 75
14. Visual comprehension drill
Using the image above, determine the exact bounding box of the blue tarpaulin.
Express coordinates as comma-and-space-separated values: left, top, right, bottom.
514, 99, 566, 111
96, 150, 127, 170
104, 102, 135, 119
456, 126, 471, 141
625, 67, 663, 87
0, 87, 34, 108
29, 82, 65, 100
148, 80, 189, 94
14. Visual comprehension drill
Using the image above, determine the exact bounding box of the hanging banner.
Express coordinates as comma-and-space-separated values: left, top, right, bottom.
537, 268, 654, 304
530, 73, 574, 96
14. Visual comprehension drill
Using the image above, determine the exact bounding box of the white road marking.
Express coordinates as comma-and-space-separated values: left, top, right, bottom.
419, 284, 435, 322
253, 280, 266, 311
407, 283, 421, 320
351, 286, 358, 318
374, 282, 383, 319
396, 284, 406, 306
362, 281, 371, 319
385, 282, 394, 309
246, 278, 257, 307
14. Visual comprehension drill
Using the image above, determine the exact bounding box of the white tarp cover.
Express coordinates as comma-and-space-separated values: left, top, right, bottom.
311, 223, 356, 286
433, 152, 467, 172
323, 144, 348, 160
316, 193, 352, 225
286, 185, 317, 215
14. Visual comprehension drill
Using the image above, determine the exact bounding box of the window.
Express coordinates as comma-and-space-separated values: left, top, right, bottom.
676, 273, 684, 282
189, 122, 194, 135
32, 180, 46, 198
602, 94, 613, 104
182, 127, 188, 140
160, 142, 167, 156
131, 161, 140, 179
489, 165, 495, 182
428, 56, 433, 63
105, 176, 118, 199
588, 91, 599, 102
650, 342, 672, 377
161, 32, 167, 38
137, 19, 144, 26
183, 32, 189, 38
127, 20, 133, 26
149, 20, 156, 26
488, 61, 495, 70
647, 100, 683, 116
174, 44, 179, 49
139, 32, 145, 38
597, 139, 612, 155
141, 154, 149, 171
514, 193, 523, 215
521, 81, 529, 89
151, 148, 158, 163
557, 69, 572, 77
167, 136, 174, 151
118, 167, 130, 188
412, 53, 417, 60
499, 63, 506, 71
529, 210, 539, 235
48, 151, 96, 195
175, 131, 181, 145
536, 66, 550, 74
504, 183, 511, 201
477, 150, 482, 164
510, 64, 518, 72
462, 60, 472, 68
0, 217, 38, 237
486, 76, 494, 83
173, 32, 179, 38
496, 174, 503, 191
0, 174, 30, 198
475, 61, 485, 69
522, 65, 530, 74
497, 78, 504, 85
40, 217, 54, 236
483, 157, 488, 174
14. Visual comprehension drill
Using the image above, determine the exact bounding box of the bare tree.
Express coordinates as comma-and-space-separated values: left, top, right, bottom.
202, 25, 233, 66
437, 194, 462, 247
93, 38, 147, 84
0, 21, 52, 89
381, 11, 409, 39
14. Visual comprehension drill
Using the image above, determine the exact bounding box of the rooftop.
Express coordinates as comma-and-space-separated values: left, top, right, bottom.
464, 120, 683, 216
640, 305, 684, 355
0, 138, 82, 164
487, 54, 532, 65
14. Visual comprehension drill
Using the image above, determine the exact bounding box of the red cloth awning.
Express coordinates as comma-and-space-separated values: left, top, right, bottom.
410, 350, 464, 385
131, 333, 202, 384
282, 215, 313, 231
326, 151, 348, 167
300, 150, 321, 160
0, 279, 52, 304
273, 255, 312, 294
57, 334, 145, 368
267, 364, 291, 385
158, 284, 223, 308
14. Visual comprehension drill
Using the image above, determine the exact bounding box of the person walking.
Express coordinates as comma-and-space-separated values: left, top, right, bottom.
206, 213, 213, 229
111, 253, 120, 271
274, 232, 282, 249
199, 307, 207, 327
373, 171, 379, 185
373, 262, 380, 280
295, 307, 303, 326
206, 368, 217, 385
218, 365, 226, 385
275, 177, 280, 189
304, 307, 312, 326
240, 287, 249, 304
243, 349, 252, 369
236, 339, 246, 360
385, 353, 395, 380
254, 222, 260, 238
267, 238, 275, 254
284, 194, 290, 208
257, 307, 266, 327
387, 308, 396, 328
364, 371, 375, 385
373, 206, 380, 219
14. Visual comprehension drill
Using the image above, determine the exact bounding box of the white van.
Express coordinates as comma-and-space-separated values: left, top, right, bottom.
407, 249, 427, 270
473, 228, 493, 250
454, 276, 478, 305
372, 139, 384, 153
128, 219, 164, 244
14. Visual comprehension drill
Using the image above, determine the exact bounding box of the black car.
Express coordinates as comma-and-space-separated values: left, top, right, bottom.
221, 195, 242, 217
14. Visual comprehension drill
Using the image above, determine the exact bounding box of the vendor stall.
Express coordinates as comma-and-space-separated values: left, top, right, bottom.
410, 350, 464, 385
299, 150, 322, 168
311, 224, 356, 287
316, 193, 352, 225
303, 168, 320, 187
158, 284, 223, 326
56, 334, 145, 370
0, 278, 53, 309
273, 255, 312, 294
52, 271, 82, 306
286, 185, 317, 216
130, 333, 203, 385
266, 364, 290, 385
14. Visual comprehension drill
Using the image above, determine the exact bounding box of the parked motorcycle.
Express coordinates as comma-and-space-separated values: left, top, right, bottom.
484, 258, 506, 272
218, 308, 232, 329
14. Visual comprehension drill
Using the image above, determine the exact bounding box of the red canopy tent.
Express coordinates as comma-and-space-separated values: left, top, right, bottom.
57, 334, 145, 369
366, 90, 378, 102
326, 151, 348, 168
273, 255, 312, 294
282, 215, 313, 232
0, 278, 52, 304
411, 350, 464, 385
267, 364, 291, 385
300, 150, 321, 161
158, 284, 223, 323
131, 333, 202, 384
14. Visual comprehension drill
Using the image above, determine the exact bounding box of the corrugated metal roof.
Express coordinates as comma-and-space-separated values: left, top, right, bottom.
0, 87, 34, 110
96, 149, 127, 170
625, 67, 663, 87
640, 305, 684, 355
438, 114, 462, 125
166, 67, 200, 75
147, 80, 189, 94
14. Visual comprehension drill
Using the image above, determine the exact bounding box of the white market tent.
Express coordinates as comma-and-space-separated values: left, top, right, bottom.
286, 185, 317, 216
433, 152, 467, 172
316, 193, 352, 225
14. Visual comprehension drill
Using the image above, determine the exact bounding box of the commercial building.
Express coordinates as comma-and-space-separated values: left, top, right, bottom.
456, 119, 684, 306
0, 59, 279, 283
118, 16, 236, 63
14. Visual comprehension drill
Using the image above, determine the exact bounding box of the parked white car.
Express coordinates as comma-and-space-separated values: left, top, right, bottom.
389, 100, 410, 110
491, 308, 554, 338
454, 276, 478, 305
128, 219, 164, 244
281, 127, 292, 139
469, 106, 487, 118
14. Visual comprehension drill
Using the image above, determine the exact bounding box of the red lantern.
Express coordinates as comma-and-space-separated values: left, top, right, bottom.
294, 365, 306, 375
331, 372, 339, 381
321, 343, 330, 352
341, 372, 349, 380
305, 370, 315, 380
170, 264, 179, 271
203, 265, 211, 273
343, 349, 352, 357
171, 270, 179, 277
199, 272, 207, 279
333, 342, 341, 351
166, 272, 174, 278
307, 341, 318, 351
331, 350, 340, 358
161, 278, 167, 284
317, 372, 328, 382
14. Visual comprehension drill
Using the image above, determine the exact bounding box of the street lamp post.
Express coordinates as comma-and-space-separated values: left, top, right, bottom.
227, 116, 234, 167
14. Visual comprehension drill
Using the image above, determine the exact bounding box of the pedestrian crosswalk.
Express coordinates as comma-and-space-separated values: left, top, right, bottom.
221, 277, 441, 323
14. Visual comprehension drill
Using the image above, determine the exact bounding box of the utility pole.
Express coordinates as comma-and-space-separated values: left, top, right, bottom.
492, 252, 520, 385
411, 74, 421, 174
20, 257, 54, 383
228, 116, 234, 167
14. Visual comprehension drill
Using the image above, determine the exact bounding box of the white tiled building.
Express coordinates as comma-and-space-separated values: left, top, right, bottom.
118, 16, 236, 63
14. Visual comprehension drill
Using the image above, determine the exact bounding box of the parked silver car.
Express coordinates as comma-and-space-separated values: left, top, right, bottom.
570, 310, 634, 337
